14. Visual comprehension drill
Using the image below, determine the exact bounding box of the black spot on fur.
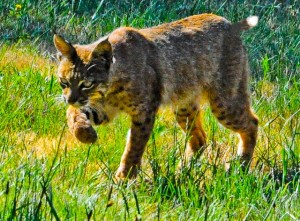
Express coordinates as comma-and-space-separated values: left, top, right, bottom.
133, 121, 143, 127
251, 118, 258, 126
176, 112, 191, 117
110, 86, 125, 95
217, 103, 224, 108
233, 119, 240, 125
142, 134, 150, 140
92, 110, 102, 125
213, 97, 220, 103
217, 115, 226, 121
84, 111, 90, 120
233, 126, 239, 130
145, 117, 152, 124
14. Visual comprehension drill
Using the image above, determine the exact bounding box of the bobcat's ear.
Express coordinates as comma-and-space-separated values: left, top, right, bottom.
53, 34, 76, 60
90, 36, 112, 62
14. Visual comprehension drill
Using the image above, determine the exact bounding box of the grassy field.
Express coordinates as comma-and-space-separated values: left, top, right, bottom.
0, 0, 299, 220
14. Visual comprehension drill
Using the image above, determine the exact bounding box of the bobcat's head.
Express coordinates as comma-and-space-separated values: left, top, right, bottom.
53, 34, 112, 107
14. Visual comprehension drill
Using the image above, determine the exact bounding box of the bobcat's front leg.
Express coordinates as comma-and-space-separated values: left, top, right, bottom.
116, 111, 156, 179
66, 106, 97, 143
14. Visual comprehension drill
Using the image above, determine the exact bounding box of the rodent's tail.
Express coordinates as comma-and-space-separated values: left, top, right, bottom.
232, 16, 259, 32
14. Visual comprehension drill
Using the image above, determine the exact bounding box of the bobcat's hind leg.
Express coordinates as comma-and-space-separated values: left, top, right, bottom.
209, 94, 258, 168
174, 103, 207, 166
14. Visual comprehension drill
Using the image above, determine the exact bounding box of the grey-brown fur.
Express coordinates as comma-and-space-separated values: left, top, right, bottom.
54, 13, 259, 179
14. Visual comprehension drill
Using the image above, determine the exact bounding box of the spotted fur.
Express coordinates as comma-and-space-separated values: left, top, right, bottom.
54, 13, 259, 179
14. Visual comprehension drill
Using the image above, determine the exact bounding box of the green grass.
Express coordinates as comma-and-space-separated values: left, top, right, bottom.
0, 0, 299, 220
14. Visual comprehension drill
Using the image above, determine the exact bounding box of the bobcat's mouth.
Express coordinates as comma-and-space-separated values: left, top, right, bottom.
70, 101, 88, 107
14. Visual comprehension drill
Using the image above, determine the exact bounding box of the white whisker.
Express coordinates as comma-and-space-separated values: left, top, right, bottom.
54, 95, 65, 104
87, 64, 97, 71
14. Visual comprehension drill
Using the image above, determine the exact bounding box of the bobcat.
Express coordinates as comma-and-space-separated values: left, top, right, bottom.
54, 13, 259, 179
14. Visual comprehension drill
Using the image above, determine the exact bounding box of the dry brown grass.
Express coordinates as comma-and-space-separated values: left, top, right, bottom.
0, 44, 56, 76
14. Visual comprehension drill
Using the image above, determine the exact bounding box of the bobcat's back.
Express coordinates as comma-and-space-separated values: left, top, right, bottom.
108, 14, 252, 106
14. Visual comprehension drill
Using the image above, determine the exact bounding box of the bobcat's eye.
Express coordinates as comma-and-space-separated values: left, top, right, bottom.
80, 79, 94, 90
59, 78, 69, 89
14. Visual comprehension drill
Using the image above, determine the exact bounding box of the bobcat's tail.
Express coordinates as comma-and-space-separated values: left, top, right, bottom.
232, 16, 259, 32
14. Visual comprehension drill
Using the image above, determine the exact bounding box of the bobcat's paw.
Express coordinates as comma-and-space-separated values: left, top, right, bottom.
115, 164, 139, 180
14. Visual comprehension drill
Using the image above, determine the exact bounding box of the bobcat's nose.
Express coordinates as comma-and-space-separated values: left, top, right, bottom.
68, 100, 82, 108
66, 90, 81, 105
67, 97, 87, 107
67, 96, 78, 105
